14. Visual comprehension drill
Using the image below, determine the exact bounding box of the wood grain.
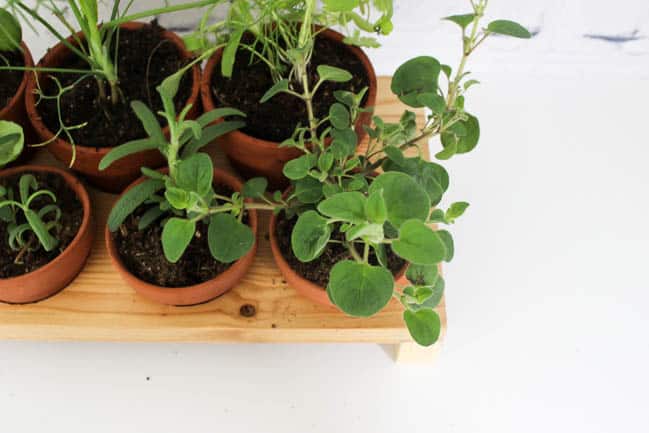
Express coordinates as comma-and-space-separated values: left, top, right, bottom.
0, 77, 447, 344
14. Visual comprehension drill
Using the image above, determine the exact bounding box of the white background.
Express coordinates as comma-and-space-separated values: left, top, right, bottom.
1, 1, 649, 432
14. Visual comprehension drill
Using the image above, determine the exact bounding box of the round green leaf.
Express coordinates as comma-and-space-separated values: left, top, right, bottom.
327, 261, 394, 317
242, 177, 268, 199
368, 172, 430, 228
437, 229, 454, 262
441, 113, 480, 154
291, 210, 331, 262
175, 153, 213, 197
208, 213, 254, 263
391, 57, 441, 107
365, 190, 387, 224
329, 103, 350, 129
317, 192, 366, 224
161, 218, 196, 263
0, 9, 22, 51
294, 177, 323, 203
404, 309, 441, 346
392, 219, 447, 265
406, 264, 439, 287
0, 120, 24, 167
283, 154, 316, 180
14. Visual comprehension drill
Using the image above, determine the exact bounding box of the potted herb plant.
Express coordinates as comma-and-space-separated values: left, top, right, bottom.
0, 160, 93, 304
102, 68, 275, 306
266, 1, 531, 346
3, 1, 203, 192
0, 7, 35, 163
199, 0, 393, 188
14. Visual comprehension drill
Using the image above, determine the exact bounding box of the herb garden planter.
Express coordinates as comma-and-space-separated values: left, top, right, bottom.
25, 22, 201, 193
200, 27, 377, 189
106, 168, 258, 306
0, 164, 93, 304
0, 42, 35, 164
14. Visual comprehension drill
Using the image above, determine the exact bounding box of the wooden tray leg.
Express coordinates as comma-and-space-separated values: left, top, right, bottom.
389, 341, 443, 364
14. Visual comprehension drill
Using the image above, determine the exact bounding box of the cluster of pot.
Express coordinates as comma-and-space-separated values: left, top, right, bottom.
0, 22, 380, 306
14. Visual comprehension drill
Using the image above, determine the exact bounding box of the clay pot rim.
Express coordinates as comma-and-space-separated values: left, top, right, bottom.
0, 42, 34, 119
268, 191, 409, 303
200, 26, 378, 151
0, 164, 92, 284
24, 21, 202, 157
105, 168, 259, 294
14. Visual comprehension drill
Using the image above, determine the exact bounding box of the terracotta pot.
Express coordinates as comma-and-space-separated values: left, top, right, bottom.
269, 210, 408, 309
0, 42, 37, 164
105, 168, 258, 306
0, 165, 93, 304
25, 22, 202, 193
200, 27, 378, 190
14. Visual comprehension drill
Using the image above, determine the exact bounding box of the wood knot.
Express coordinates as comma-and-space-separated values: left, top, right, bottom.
239, 304, 256, 317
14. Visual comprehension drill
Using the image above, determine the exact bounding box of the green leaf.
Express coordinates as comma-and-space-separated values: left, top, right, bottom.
464, 79, 480, 91
391, 57, 441, 108
175, 153, 213, 197
329, 103, 350, 129
443, 13, 476, 30
0, 9, 22, 51
196, 108, 246, 128
406, 264, 439, 287
161, 218, 196, 263
365, 189, 387, 224
446, 202, 469, 222
368, 172, 430, 228
242, 177, 268, 199
157, 69, 185, 104
165, 186, 190, 210
435, 139, 457, 160
322, 0, 359, 12
417, 93, 446, 114
260, 79, 290, 103
442, 113, 480, 154
283, 154, 316, 180
221, 29, 244, 78
138, 206, 165, 230
317, 192, 366, 224
107, 179, 165, 231
383, 158, 449, 206
131, 101, 165, 145
487, 20, 532, 39
346, 222, 384, 244
182, 120, 245, 158
99, 138, 159, 170
327, 261, 394, 317
323, 183, 342, 198
317, 65, 353, 83
208, 213, 254, 263
24, 209, 58, 252
291, 210, 331, 262
392, 220, 447, 265
404, 309, 441, 346
294, 177, 323, 203
330, 128, 357, 159
0, 121, 24, 167
19, 174, 37, 204
437, 229, 454, 262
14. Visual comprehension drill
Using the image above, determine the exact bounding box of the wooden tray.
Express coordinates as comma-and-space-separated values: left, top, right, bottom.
0, 77, 446, 363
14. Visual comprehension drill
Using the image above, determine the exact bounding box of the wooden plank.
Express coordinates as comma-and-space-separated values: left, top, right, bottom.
0, 77, 447, 346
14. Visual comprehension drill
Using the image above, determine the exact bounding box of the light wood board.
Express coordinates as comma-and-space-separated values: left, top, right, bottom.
0, 77, 447, 349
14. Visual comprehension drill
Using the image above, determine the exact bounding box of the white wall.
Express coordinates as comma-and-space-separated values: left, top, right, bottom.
2, 2, 649, 433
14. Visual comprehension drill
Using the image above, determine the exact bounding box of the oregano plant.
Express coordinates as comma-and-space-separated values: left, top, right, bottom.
102, 65, 281, 264
264, 0, 530, 346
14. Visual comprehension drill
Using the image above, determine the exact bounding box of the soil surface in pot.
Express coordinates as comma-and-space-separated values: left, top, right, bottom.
113, 185, 250, 287
0, 50, 24, 109
212, 33, 370, 143
276, 213, 406, 288
0, 172, 83, 278
38, 21, 193, 149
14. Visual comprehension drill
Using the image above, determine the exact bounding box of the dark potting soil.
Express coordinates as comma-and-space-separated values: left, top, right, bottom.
113, 185, 250, 288
0, 50, 24, 109
38, 21, 193, 149
0, 172, 83, 278
276, 213, 406, 288
211, 33, 370, 142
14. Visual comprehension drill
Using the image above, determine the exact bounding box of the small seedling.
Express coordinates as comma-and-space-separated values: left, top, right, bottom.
0, 173, 62, 264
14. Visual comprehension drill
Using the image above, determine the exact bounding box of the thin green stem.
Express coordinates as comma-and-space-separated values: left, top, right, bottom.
104, 0, 216, 27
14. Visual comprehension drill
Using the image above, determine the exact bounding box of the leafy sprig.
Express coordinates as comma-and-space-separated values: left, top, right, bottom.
0, 174, 62, 264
